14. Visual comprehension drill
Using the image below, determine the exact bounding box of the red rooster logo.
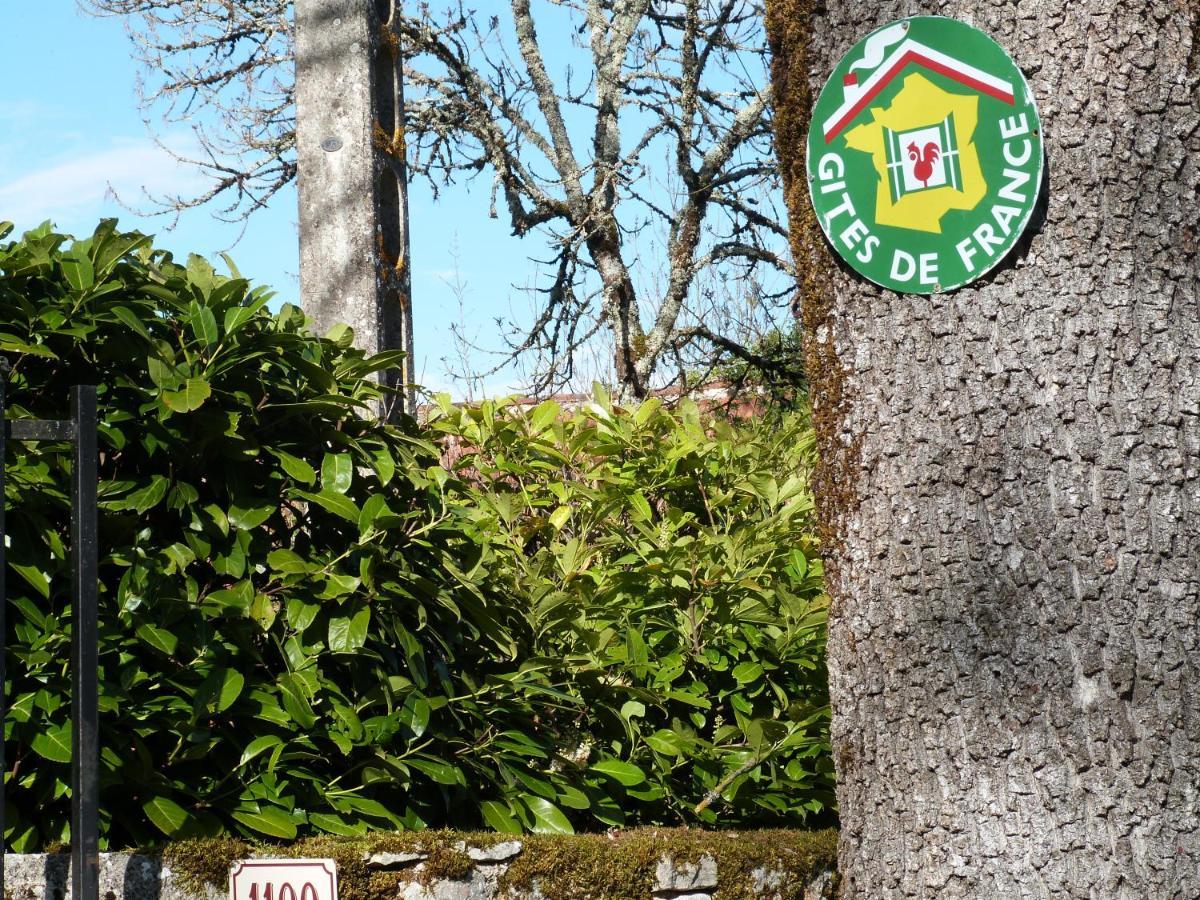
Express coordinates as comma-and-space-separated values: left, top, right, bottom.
907, 141, 941, 188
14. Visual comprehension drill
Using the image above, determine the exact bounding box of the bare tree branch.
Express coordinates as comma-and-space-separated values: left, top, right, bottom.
674, 325, 803, 380
80, 0, 295, 221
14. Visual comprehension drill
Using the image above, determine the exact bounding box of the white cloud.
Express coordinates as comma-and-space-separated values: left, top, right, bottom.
0, 99, 53, 125
0, 133, 209, 233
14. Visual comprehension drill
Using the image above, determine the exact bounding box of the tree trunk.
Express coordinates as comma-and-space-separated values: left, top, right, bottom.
766, 1, 1200, 897
586, 223, 647, 398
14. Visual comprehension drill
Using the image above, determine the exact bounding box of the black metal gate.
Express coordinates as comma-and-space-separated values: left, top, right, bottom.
0, 382, 99, 900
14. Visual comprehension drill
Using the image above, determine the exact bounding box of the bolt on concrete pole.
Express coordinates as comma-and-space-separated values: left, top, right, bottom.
295, 0, 415, 420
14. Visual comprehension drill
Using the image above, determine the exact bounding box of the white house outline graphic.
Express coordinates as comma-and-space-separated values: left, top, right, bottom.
823, 38, 1016, 143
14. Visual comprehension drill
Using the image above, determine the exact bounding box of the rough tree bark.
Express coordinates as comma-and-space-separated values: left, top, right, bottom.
766, 1, 1200, 897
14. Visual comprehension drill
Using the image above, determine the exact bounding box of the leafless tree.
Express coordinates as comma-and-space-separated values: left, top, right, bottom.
83, 0, 799, 398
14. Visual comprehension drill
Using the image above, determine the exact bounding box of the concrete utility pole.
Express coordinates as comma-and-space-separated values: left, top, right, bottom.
295, 0, 415, 419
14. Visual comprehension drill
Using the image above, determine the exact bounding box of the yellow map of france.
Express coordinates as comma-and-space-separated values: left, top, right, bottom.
845, 72, 987, 233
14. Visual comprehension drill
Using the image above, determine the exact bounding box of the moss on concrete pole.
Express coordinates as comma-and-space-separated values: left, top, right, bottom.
295, 0, 414, 419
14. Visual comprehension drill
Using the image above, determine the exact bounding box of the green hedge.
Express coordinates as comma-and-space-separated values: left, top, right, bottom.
428, 394, 833, 830
0, 221, 832, 848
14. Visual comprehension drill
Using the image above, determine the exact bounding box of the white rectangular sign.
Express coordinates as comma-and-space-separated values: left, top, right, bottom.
230, 860, 338, 900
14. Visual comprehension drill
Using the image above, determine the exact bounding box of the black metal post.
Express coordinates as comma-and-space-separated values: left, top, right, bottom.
0, 385, 98, 899
70, 386, 98, 900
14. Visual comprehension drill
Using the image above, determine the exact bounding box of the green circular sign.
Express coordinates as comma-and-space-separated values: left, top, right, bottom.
806, 16, 1043, 294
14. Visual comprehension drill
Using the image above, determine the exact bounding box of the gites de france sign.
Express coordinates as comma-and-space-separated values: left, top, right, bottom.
806, 17, 1043, 293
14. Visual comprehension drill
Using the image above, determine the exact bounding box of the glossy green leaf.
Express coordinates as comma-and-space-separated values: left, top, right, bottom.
60, 250, 94, 291
407, 757, 462, 785
162, 377, 212, 413
223, 298, 267, 337
11, 563, 50, 599
308, 812, 367, 837
524, 796, 574, 834
277, 675, 317, 730
620, 700, 646, 721
30, 722, 72, 763
200, 668, 245, 713
231, 806, 298, 839
371, 448, 395, 486
228, 501, 274, 530
398, 693, 431, 738
328, 606, 370, 653
136, 623, 178, 656
123, 476, 170, 513
189, 302, 219, 346
733, 662, 764, 685
555, 784, 592, 810
286, 597, 320, 632
590, 759, 647, 787
321, 453, 353, 494
528, 399, 560, 433
270, 449, 317, 485
112, 305, 154, 342
146, 355, 179, 389
238, 735, 284, 769
204, 580, 254, 614
268, 548, 310, 575
143, 796, 192, 836
296, 489, 359, 523
480, 800, 522, 834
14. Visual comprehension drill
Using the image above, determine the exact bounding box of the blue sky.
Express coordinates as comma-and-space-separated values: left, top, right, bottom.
1, 3, 546, 397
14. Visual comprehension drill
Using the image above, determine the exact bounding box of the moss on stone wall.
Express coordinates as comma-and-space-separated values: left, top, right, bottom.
164, 839, 249, 895
500, 829, 838, 900
163, 828, 838, 900
164, 832, 502, 899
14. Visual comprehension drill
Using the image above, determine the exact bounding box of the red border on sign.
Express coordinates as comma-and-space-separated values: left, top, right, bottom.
229, 860, 338, 900
824, 49, 1016, 143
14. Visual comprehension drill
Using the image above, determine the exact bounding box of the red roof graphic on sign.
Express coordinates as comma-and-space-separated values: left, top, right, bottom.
823, 39, 1016, 143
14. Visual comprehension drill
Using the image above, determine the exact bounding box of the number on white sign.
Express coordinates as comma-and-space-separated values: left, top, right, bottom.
248, 882, 320, 900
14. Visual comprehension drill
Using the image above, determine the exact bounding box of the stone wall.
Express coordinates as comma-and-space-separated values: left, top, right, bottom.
3, 840, 837, 900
